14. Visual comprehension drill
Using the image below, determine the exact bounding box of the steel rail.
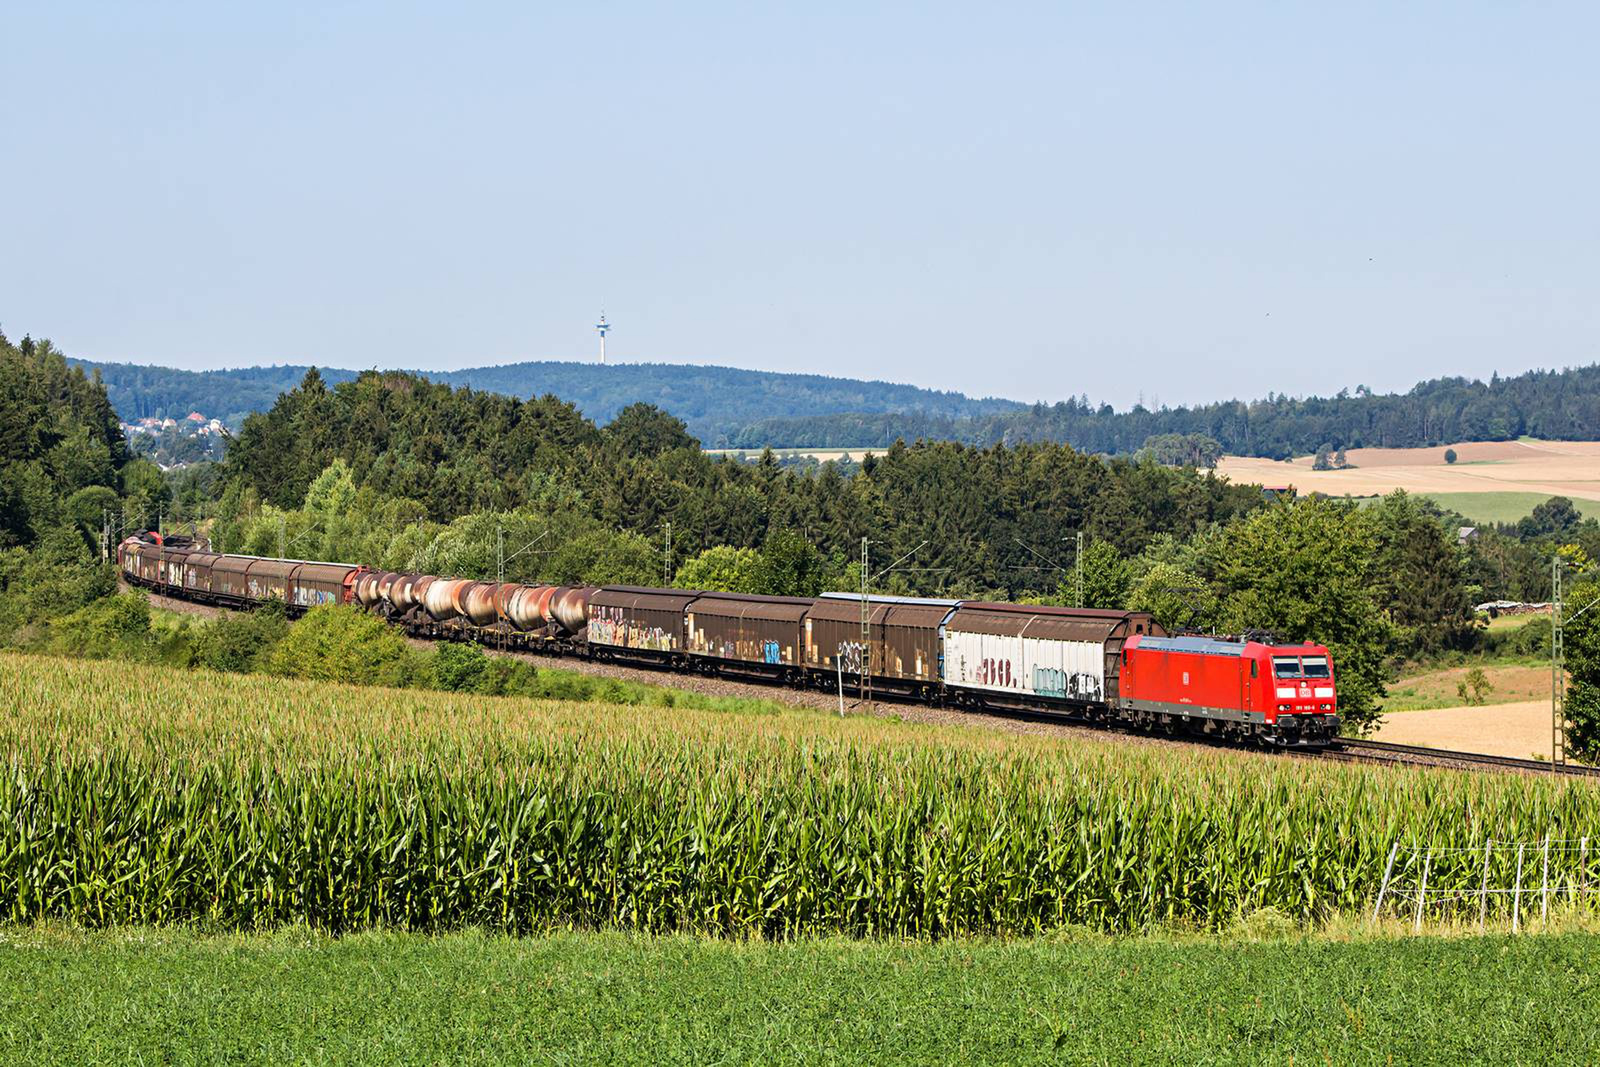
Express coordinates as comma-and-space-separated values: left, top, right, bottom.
1334, 738, 1600, 778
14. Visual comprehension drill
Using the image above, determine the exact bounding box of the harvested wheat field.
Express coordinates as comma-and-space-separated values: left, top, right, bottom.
1374, 700, 1558, 761
1218, 440, 1600, 516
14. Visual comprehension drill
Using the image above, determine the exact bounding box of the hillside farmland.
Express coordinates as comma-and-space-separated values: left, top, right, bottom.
1218, 440, 1600, 523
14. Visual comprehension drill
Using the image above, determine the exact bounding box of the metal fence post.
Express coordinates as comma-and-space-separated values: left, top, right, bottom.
1581, 837, 1590, 909
1514, 843, 1525, 933
1414, 850, 1432, 933
1373, 842, 1399, 923
1542, 834, 1552, 925
1480, 840, 1492, 931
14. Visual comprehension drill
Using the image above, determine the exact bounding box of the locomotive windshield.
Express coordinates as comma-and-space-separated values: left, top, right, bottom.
1272, 655, 1330, 679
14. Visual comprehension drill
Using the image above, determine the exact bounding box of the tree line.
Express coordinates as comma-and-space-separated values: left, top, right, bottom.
727, 364, 1600, 458
218, 368, 1264, 599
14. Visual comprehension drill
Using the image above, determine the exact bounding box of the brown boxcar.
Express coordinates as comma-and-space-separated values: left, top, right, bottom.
685, 593, 812, 668
130, 542, 155, 585
180, 551, 222, 596
803, 593, 959, 684
244, 558, 298, 603
941, 603, 1162, 707
587, 587, 698, 653
210, 555, 255, 602
120, 540, 162, 585
289, 562, 362, 609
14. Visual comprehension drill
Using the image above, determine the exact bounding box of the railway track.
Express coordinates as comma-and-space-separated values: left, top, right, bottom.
135, 584, 1596, 779
1329, 737, 1600, 778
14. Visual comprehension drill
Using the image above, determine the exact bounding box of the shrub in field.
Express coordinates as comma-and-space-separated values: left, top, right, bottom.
0, 530, 117, 643
190, 601, 290, 674
2, 653, 1597, 939
262, 603, 425, 687
1456, 667, 1494, 706
45, 592, 151, 656
1480, 615, 1551, 658
430, 640, 489, 692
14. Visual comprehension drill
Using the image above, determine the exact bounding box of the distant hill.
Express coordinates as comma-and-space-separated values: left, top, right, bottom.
70, 356, 1600, 461
72, 361, 358, 427
69, 359, 1023, 447
726, 364, 1600, 459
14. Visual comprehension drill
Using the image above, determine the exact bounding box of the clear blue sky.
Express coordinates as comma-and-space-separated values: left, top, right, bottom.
3, 2, 1596, 408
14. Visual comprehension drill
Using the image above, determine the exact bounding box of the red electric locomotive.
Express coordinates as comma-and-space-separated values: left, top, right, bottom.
1119, 634, 1338, 746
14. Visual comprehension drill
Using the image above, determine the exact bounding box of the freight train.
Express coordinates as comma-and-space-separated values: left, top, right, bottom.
117, 533, 1340, 746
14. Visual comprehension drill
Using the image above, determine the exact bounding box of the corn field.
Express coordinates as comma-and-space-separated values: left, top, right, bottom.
2, 653, 1598, 937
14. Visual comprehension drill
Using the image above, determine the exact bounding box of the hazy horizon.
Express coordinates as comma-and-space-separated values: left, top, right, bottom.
65, 351, 1600, 414
5, 3, 1597, 408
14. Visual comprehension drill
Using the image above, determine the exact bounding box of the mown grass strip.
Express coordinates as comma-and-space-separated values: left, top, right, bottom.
1, 927, 1597, 1064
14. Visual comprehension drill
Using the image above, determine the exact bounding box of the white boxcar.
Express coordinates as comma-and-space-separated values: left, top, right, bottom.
940, 603, 1161, 706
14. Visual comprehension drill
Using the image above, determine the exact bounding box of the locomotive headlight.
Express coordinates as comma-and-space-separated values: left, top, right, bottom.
1319, 703, 1333, 711
1277, 703, 1291, 712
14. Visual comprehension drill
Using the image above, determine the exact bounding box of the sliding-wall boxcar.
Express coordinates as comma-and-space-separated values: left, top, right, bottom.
117, 538, 164, 586
289, 562, 364, 609
178, 551, 221, 596
803, 593, 958, 696
587, 586, 698, 660
940, 603, 1162, 711
685, 592, 812, 676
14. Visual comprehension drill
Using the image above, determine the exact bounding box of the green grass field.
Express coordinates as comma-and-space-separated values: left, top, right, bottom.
1420, 491, 1600, 526
0, 927, 1595, 1064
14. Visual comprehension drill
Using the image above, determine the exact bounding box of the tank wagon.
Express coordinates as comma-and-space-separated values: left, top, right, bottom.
117, 533, 1339, 746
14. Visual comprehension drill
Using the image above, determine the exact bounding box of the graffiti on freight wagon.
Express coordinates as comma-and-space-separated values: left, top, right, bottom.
977, 657, 1013, 687
951, 655, 1102, 701
699, 638, 787, 663
590, 606, 675, 650
292, 586, 340, 608
835, 640, 866, 674
1032, 666, 1103, 702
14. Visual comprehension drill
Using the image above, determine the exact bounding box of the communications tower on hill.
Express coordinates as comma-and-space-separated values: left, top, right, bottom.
595, 312, 610, 364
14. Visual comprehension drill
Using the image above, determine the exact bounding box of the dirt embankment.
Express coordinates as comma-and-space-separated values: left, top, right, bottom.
1374, 702, 1557, 762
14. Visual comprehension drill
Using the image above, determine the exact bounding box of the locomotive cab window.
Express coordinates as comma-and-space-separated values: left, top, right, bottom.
1272, 657, 1303, 678
1301, 656, 1330, 679
1250, 661, 1258, 678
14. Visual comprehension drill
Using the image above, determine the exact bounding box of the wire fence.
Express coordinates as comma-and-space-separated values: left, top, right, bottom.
1373, 837, 1600, 932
